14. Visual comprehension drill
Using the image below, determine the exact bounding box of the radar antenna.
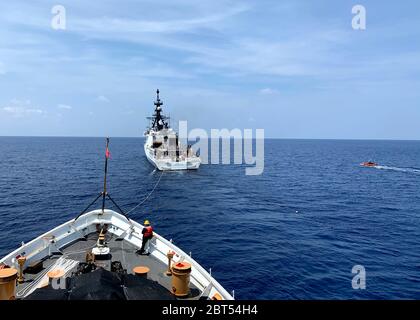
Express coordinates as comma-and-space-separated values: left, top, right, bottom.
151, 89, 168, 131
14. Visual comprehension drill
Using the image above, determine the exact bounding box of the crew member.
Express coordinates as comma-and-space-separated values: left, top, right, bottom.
138, 220, 153, 255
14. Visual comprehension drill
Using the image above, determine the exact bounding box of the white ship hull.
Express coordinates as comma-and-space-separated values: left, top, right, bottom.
144, 140, 201, 171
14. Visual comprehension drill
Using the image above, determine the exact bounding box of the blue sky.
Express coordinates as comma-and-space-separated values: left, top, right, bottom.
0, 0, 419, 139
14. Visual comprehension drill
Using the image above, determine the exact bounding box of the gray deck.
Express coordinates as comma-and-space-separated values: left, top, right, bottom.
16, 232, 201, 300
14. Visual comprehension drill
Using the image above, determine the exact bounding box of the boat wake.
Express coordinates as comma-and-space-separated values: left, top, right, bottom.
373, 165, 420, 175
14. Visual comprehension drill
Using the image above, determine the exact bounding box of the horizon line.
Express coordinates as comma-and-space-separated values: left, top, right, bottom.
1, 135, 420, 142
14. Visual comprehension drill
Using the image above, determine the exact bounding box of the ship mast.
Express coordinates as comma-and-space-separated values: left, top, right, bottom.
102, 137, 109, 213
152, 89, 168, 131
74, 138, 131, 223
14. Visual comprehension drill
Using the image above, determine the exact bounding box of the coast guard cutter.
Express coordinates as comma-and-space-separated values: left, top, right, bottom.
144, 90, 201, 171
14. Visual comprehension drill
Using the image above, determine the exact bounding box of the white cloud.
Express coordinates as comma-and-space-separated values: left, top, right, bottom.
122, 109, 135, 115
2, 99, 45, 117
96, 95, 110, 103
0, 61, 5, 75
57, 104, 72, 110
3, 106, 44, 116
259, 88, 278, 95
71, 5, 249, 34
10, 98, 31, 105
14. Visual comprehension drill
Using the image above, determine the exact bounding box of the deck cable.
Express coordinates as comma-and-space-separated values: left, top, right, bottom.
125, 170, 164, 216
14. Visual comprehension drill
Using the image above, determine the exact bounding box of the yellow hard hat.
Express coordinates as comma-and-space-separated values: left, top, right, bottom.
144, 220, 150, 225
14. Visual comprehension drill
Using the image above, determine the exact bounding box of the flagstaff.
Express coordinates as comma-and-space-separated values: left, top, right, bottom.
102, 137, 110, 213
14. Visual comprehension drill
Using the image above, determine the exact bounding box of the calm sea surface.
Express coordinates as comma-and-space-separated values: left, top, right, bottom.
0, 137, 419, 299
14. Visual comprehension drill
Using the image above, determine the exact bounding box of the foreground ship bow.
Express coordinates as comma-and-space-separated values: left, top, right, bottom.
0, 139, 231, 300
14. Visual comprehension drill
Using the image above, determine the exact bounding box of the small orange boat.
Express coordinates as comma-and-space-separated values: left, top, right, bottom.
360, 161, 378, 167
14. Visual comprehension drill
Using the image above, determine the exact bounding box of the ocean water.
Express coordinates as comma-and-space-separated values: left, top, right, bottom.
0, 137, 419, 299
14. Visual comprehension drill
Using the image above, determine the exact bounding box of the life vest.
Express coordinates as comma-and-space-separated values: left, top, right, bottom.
144, 226, 153, 238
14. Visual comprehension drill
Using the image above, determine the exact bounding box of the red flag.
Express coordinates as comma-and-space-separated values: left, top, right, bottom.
105, 147, 110, 159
